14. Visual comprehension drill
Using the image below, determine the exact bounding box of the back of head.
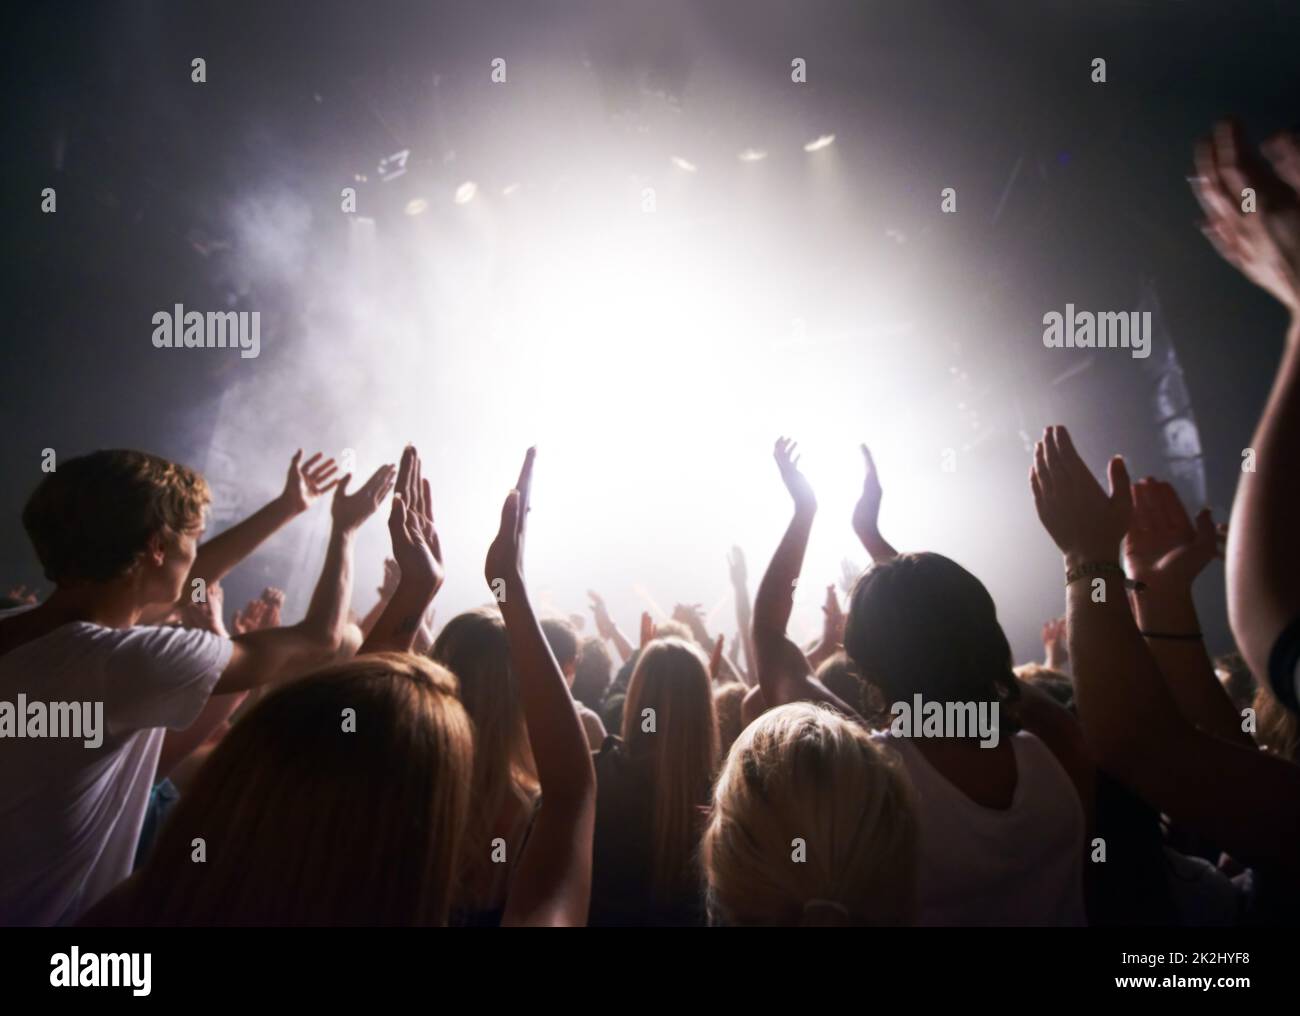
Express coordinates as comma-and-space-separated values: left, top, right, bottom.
703, 702, 917, 926
815, 651, 880, 722
431, 607, 536, 796
124, 653, 473, 925
623, 637, 720, 899
573, 636, 614, 710
652, 619, 694, 643
430, 608, 537, 904
1014, 663, 1075, 712
540, 616, 580, 673
22, 449, 209, 584
844, 552, 1018, 711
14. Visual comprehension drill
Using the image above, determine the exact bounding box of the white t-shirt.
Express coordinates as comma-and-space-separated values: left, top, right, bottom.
873, 729, 1087, 926
0, 612, 231, 926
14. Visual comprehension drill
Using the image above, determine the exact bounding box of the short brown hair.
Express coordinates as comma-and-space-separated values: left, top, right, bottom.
23, 449, 210, 583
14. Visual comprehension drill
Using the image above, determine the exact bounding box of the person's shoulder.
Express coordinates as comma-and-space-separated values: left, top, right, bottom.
118, 623, 225, 651
105, 623, 232, 676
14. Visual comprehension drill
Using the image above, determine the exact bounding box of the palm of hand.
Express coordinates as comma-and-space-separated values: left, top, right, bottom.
284, 451, 339, 513
333, 465, 396, 531
1123, 525, 1194, 585
774, 438, 816, 511
395, 508, 444, 592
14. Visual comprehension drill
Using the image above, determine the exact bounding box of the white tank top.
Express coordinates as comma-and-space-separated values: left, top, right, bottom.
874, 729, 1087, 926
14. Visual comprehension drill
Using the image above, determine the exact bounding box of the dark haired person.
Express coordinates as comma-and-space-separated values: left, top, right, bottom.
753, 439, 1091, 926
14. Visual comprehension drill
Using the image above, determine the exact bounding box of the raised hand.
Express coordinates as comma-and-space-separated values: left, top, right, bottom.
1191, 121, 1300, 312
639, 611, 658, 649
281, 450, 341, 514
388, 446, 444, 600
726, 546, 748, 590
258, 587, 285, 627
1123, 478, 1221, 591
180, 581, 228, 637
709, 634, 725, 682
851, 443, 883, 539
851, 444, 897, 560
1041, 616, 1068, 670
672, 602, 710, 646
485, 447, 535, 588
230, 597, 265, 635
839, 558, 861, 597
773, 437, 816, 515
1029, 426, 1131, 563
331, 462, 397, 533
821, 584, 845, 649
588, 590, 616, 640
232, 587, 283, 635
359, 447, 441, 655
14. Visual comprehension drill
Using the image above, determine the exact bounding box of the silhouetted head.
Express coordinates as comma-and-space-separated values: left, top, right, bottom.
844, 552, 1018, 711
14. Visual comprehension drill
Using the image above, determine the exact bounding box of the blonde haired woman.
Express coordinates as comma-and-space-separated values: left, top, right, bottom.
702, 702, 918, 926
590, 636, 719, 925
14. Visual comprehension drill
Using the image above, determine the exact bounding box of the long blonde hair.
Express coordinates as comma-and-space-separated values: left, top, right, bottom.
120, 653, 473, 925
622, 637, 719, 901
703, 702, 918, 926
431, 607, 539, 908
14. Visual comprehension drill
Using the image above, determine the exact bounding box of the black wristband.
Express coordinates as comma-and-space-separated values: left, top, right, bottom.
1267, 615, 1300, 714
1138, 631, 1203, 641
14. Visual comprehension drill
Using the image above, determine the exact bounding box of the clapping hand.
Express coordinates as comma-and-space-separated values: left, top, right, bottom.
1123, 478, 1222, 591
485, 447, 535, 590
1041, 616, 1068, 670
331, 462, 397, 533
388, 445, 444, 601
1192, 120, 1300, 313
281, 450, 342, 514
1029, 426, 1131, 563
851, 444, 884, 543
773, 437, 816, 515
180, 581, 228, 637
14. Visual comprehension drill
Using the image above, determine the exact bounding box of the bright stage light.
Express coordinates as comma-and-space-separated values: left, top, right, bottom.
404, 198, 428, 216
213, 88, 952, 640
803, 133, 836, 152
738, 148, 768, 162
